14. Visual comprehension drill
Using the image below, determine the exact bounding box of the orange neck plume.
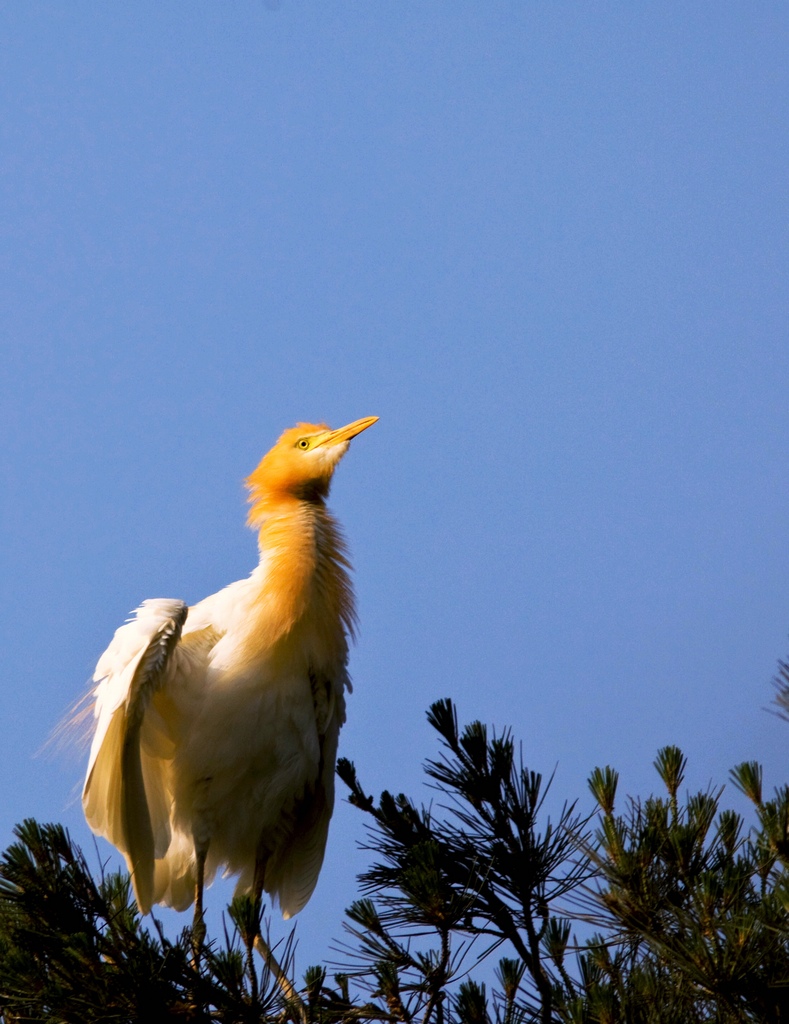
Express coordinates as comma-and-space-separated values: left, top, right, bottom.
238, 427, 357, 665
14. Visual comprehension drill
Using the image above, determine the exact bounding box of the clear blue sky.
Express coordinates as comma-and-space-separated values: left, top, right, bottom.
1, 2, 788, 969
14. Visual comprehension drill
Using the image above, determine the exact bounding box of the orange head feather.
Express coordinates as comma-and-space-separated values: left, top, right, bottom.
246, 417, 378, 525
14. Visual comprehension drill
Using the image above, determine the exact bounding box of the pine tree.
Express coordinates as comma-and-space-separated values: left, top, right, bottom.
2, 697, 788, 1023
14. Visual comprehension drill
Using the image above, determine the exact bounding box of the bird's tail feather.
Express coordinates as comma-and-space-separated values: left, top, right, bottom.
152, 831, 197, 912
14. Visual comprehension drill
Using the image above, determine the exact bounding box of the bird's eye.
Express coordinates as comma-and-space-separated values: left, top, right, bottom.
296, 438, 311, 450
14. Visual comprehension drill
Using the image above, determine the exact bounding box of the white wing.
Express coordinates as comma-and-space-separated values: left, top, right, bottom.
83, 599, 188, 914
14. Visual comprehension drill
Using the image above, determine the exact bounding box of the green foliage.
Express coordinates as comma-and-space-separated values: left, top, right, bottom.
772, 658, 789, 724
3, 701, 789, 1023
337, 698, 593, 1024
0, 819, 287, 1022
578, 746, 789, 1023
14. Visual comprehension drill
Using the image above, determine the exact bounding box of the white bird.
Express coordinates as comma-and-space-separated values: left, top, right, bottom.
82, 416, 378, 940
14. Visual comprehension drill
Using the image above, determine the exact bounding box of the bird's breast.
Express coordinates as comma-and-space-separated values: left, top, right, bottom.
207, 509, 353, 680
170, 660, 327, 856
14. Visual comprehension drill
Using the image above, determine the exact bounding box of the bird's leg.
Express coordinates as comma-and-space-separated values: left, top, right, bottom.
191, 842, 208, 957
251, 849, 306, 1021
251, 845, 269, 925
253, 934, 305, 1020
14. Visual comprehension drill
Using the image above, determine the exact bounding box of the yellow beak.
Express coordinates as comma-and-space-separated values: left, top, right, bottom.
316, 416, 379, 448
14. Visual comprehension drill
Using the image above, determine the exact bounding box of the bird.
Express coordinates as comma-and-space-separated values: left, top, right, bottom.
81, 416, 378, 943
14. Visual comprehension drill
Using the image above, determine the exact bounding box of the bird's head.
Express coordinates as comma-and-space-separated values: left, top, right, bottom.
246, 416, 378, 522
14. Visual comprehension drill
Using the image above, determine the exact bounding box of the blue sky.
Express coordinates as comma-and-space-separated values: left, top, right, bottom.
1, 2, 788, 969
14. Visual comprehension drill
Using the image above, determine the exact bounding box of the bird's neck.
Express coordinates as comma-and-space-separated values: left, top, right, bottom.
245, 497, 355, 667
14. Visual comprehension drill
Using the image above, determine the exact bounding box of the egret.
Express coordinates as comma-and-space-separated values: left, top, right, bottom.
82, 416, 378, 945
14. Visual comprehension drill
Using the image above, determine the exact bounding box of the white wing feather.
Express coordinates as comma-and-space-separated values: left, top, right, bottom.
83, 599, 188, 913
